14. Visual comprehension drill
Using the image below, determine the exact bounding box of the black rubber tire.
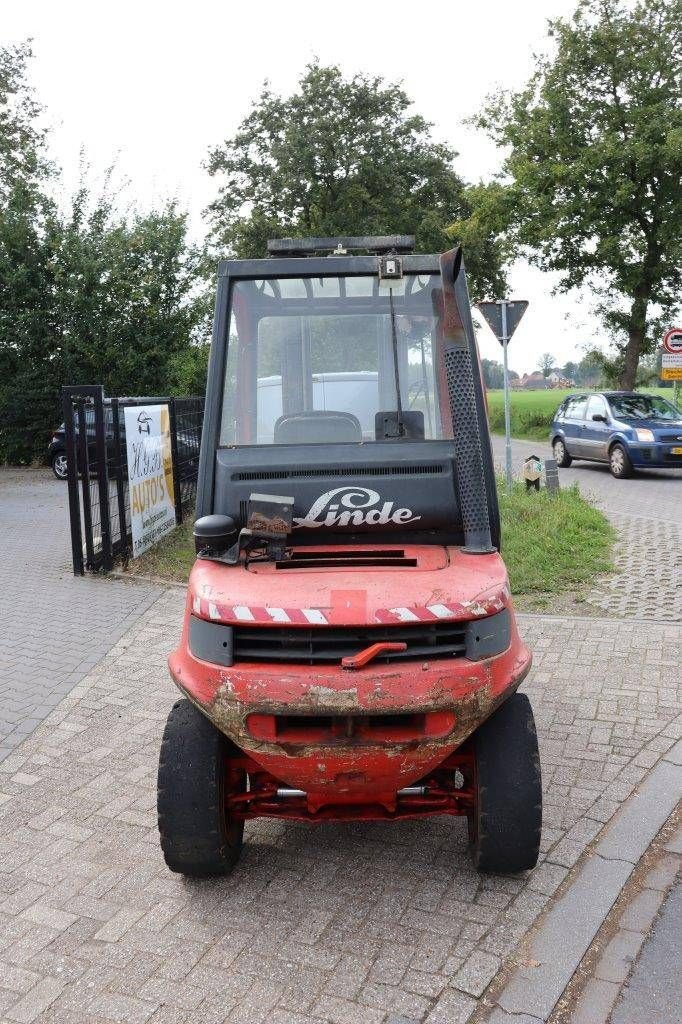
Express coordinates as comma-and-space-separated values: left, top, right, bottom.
157, 698, 244, 877
552, 437, 572, 468
468, 693, 542, 873
609, 442, 633, 479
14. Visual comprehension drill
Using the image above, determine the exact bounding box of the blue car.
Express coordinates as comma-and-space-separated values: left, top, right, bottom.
550, 391, 682, 478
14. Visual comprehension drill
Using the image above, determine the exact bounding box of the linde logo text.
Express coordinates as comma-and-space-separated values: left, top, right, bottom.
292, 487, 421, 529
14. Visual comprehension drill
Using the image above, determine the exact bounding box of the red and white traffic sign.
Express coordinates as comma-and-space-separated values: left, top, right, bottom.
662, 327, 682, 354
661, 328, 682, 381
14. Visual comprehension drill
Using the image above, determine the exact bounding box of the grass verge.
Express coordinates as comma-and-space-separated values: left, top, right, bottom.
499, 481, 614, 597
127, 483, 614, 610
129, 518, 195, 583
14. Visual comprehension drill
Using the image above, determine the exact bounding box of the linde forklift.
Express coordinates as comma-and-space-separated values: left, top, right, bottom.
157, 236, 541, 877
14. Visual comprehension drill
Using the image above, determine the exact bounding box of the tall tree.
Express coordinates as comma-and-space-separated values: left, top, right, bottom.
469, 0, 681, 388
205, 62, 505, 300
481, 358, 505, 389
0, 44, 209, 464
0, 41, 51, 200
539, 353, 556, 377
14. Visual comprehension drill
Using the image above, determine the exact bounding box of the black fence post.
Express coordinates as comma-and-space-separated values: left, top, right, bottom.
92, 387, 113, 571
62, 388, 84, 575
111, 398, 129, 564
76, 399, 96, 570
168, 397, 183, 526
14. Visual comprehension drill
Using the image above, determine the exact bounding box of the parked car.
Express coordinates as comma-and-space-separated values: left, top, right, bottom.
47, 411, 111, 480
550, 391, 682, 478
48, 428, 69, 478
48, 416, 200, 481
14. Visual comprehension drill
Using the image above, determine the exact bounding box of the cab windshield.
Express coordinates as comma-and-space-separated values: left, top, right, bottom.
220, 274, 453, 445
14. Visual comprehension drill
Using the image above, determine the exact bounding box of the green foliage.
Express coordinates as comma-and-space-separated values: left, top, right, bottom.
166, 342, 211, 396
0, 46, 210, 463
481, 358, 505, 389
539, 353, 555, 377
500, 481, 614, 594
205, 62, 506, 300
467, 0, 682, 388
0, 41, 51, 200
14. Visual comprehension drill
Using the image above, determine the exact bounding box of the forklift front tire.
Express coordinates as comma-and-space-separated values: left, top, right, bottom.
467, 692, 542, 874
157, 698, 244, 877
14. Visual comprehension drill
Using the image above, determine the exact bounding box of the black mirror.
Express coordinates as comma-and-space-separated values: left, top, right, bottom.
592, 413, 607, 423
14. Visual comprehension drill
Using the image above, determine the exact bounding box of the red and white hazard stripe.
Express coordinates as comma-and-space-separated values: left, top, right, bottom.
193, 598, 330, 625
374, 589, 509, 624
192, 586, 509, 626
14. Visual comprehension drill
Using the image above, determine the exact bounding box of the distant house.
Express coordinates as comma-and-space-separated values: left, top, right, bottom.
522, 371, 551, 390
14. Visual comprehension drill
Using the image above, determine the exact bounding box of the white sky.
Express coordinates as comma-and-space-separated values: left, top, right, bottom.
4, 0, 603, 374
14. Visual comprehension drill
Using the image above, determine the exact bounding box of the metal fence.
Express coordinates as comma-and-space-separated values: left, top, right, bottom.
62, 385, 204, 574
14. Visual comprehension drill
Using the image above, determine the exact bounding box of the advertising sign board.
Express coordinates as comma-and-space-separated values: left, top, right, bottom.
124, 405, 177, 557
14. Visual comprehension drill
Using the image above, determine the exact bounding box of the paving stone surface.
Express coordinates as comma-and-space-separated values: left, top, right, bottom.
0, 590, 679, 1024
490, 436, 682, 620
0, 469, 161, 761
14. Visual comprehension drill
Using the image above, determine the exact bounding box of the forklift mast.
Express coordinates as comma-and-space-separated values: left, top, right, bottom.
196, 237, 499, 552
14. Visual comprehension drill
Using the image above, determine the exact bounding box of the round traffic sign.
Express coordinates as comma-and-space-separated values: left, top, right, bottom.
662, 327, 682, 354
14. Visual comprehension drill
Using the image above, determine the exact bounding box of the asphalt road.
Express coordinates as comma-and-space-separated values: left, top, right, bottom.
611, 881, 682, 1024
490, 433, 682, 521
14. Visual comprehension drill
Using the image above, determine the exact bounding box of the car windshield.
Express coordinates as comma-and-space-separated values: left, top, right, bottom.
220, 274, 454, 445
608, 394, 681, 421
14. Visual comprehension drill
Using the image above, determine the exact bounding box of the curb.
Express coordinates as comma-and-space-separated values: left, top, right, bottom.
483, 739, 682, 1023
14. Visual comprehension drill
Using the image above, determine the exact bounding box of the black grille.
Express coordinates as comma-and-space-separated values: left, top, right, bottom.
233, 622, 467, 665
233, 464, 444, 482
660, 433, 682, 442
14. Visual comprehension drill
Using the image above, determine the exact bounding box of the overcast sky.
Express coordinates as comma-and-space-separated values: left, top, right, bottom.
4, 0, 603, 374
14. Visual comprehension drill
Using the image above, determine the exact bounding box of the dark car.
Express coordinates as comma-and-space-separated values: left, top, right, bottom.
550, 391, 682, 478
47, 414, 200, 481
48, 427, 69, 479
47, 408, 111, 479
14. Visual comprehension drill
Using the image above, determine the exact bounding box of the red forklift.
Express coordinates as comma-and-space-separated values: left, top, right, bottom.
158, 237, 541, 876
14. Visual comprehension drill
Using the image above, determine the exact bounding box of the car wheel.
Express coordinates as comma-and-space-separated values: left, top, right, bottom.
51, 452, 69, 480
609, 443, 633, 479
465, 693, 542, 873
157, 698, 245, 877
552, 438, 572, 468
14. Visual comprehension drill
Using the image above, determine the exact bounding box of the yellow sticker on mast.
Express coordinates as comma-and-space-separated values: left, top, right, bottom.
124, 404, 177, 557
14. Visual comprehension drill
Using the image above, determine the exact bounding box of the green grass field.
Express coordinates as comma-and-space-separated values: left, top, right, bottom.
486, 386, 675, 441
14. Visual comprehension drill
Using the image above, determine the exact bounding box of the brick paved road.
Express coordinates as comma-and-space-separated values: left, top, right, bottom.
491, 435, 682, 620
0, 469, 161, 762
0, 590, 679, 1024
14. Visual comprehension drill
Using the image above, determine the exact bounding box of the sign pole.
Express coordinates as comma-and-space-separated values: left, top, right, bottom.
501, 300, 513, 490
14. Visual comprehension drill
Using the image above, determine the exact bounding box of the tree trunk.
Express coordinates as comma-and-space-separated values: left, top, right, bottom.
619, 287, 650, 390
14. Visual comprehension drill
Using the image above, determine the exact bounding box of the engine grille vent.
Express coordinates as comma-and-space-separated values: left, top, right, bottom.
232, 463, 444, 482
233, 622, 467, 665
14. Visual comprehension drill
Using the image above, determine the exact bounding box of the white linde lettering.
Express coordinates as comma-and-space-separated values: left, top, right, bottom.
293, 486, 420, 530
